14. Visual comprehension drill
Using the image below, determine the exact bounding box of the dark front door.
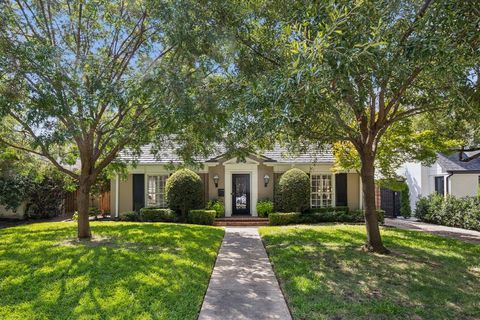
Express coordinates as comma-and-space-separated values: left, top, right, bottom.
232, 174, 250, 215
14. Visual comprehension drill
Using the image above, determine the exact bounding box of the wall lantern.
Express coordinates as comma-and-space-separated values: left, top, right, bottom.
213, 174, 220, 188
264, 174, 270, 187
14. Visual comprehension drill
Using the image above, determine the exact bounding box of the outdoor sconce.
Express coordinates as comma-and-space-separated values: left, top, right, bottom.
264, 174, 270, 187
213, 174, 219, 188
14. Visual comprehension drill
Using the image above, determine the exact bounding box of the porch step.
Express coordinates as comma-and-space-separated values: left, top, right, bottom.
214, 217, 270, 226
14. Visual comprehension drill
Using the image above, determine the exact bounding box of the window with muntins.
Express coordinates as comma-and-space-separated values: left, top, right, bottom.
147, 175, 168, 207
311, 174, 333, 208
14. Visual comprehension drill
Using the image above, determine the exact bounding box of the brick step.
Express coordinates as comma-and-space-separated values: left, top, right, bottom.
214, 221, 270, 226
214, 217, 269, 226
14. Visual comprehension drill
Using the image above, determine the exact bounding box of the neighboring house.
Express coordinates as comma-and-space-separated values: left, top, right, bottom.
400, 151, 480, 211
110, 145, 365, 217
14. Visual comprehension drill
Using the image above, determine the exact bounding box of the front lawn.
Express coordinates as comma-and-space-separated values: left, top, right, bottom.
0, 222, 224, 320
259, 225, 480, 320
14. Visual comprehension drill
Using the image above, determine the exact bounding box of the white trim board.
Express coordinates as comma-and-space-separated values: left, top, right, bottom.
224, 162, 259, 217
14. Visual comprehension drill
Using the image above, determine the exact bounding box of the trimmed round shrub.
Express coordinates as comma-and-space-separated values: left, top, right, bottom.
165, 169, 204, 221
256, 200, 274, 217
188, 209, 216, 225
278, 168, 310, 212
140, 208, 175, 222
269, 212, 301, 225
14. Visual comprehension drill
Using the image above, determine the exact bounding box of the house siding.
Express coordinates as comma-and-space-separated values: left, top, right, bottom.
347, 173, 360, 210
257, 164, 274, 201
450, 174, 479, 197
208, 164, 225, 200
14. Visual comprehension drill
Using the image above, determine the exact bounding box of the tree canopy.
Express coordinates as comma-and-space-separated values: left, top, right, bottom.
215, 0, 479, 252
0, 0, 229, 237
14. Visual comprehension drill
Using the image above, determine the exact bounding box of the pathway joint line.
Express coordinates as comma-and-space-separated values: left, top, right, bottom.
198, 227, 292, 320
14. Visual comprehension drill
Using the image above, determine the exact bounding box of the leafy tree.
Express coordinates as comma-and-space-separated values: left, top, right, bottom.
219, 0, 478, 252
0, 0, 227, 238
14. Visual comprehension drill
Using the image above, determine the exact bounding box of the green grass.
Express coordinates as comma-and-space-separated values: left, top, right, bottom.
259, 224, 480, 320
0, 222, 224, 320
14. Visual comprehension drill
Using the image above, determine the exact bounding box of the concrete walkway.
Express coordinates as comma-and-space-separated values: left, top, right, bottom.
385, 218, 480, 244
198, 227, 292, 320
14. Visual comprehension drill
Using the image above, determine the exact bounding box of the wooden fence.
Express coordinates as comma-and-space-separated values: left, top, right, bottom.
64, 191, 111, 215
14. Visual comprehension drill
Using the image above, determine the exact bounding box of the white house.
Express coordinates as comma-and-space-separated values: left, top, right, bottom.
400, 151, 480, 211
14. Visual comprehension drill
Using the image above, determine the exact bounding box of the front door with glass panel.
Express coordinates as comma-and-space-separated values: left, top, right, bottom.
232, 174, 250, 215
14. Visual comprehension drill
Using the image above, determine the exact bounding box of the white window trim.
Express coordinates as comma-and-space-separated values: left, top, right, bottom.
145, 174, 169, 208
310, 173, 336, 208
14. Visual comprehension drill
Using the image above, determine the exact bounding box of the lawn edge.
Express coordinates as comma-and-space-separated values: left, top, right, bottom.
259, 229, 295, 320
196, 226, 226, 319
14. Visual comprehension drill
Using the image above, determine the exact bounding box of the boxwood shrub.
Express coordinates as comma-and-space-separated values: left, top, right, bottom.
165, 169, 204, 221
140, 208, 176, 222
271, 209, 385, 225
256, 200, 274, 217
207, 200, 225, 218
278, 168, 310, 212
306, 206, 350, 214
120, 211, 141, 222
188, 209, 217, 225
269, 212, 301, 226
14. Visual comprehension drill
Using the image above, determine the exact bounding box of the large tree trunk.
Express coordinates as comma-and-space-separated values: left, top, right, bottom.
360, 155, 389, 254
77, 177, 92, 239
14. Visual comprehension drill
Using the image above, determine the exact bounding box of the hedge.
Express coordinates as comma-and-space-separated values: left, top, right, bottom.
188, 209, 217, 225
306, 206, 350, 214
120, 211, 141, 222
269, 212, 301, 226
140, 208, 176, 222
269, 209, 385, 225
415, 194, 480, 231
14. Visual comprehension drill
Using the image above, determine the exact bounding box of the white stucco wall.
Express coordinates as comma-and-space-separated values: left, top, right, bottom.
398, 162, 423, 211
450, 174, 479, 197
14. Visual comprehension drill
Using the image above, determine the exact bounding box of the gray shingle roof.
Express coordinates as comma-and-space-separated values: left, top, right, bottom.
118, 144, 333, 164
437, 152, 480, 172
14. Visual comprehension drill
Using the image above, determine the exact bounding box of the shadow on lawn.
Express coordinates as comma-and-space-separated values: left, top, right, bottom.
263, 226, 480, 320
0, 222, 224, 320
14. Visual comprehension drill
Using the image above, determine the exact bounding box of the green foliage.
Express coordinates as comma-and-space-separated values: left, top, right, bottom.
278, 168, 310, 212
400, 188, 412, 219
415, 195, 480, 231
299, 209, 384, 224
256, 200, 274, 217
72, 211, 78, 222
269, 212, 301, 226
165, 169, 204, 220
207, 200, 225, 218
139, 208, 176, 222
188, 210, 216, 225
307, 206, 350, 214
89, 207, 101, 218
119, 211, 141, 222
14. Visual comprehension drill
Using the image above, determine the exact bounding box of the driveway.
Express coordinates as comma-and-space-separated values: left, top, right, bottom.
385, 218, 480, 244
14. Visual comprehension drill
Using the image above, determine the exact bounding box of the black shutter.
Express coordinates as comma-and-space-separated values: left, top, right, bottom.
335, 173, 348, 207
132, 174, 145, 212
